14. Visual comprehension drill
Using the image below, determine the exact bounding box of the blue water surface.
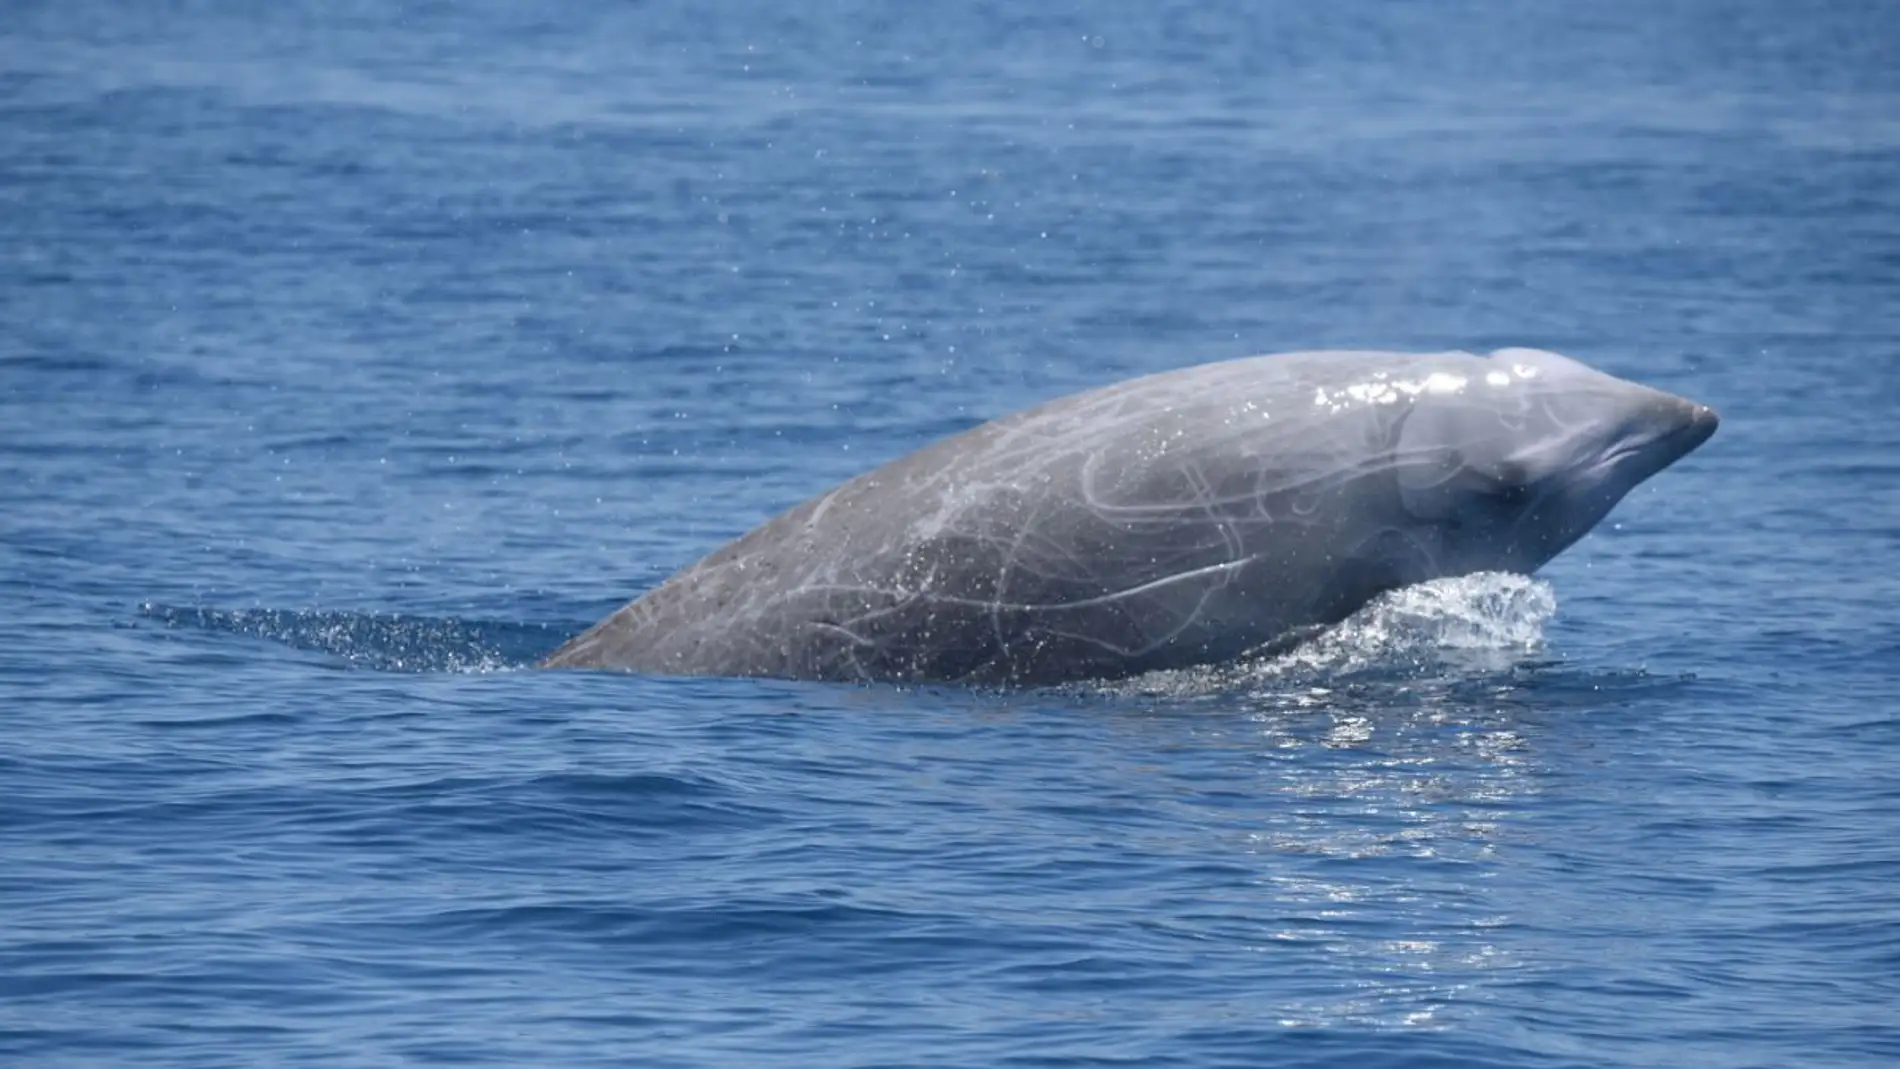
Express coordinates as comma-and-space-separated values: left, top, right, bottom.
4, 1, 1899, 1066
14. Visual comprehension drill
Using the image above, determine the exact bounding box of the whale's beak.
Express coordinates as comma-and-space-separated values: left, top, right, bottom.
1684, 402, 1720, 451
1569, 390, 1718, 499
1659, 398, 1719, 466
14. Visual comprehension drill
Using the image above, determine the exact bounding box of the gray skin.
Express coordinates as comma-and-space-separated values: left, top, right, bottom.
543, 348, 1718, 685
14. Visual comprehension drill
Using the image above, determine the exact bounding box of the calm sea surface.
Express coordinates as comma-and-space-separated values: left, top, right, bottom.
4, 2, 1898, 1066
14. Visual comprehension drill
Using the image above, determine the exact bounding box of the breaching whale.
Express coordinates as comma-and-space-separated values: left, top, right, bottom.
543, 348, 1717, 685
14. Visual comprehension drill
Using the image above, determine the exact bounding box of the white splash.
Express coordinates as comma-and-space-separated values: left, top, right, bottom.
1115, 572, 1555, 696
1266, 571, 1554, 678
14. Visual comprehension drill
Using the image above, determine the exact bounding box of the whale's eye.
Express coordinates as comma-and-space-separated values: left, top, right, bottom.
1489, 460, 1533, 505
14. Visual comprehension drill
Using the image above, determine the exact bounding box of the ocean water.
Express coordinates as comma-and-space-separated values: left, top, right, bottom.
4, 1, 1898, 1065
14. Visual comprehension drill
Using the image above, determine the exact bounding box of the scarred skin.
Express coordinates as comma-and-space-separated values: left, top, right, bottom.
543, 348, 1717, 685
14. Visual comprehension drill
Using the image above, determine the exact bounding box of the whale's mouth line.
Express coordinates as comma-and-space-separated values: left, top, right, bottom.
1594, 414, 1717, 476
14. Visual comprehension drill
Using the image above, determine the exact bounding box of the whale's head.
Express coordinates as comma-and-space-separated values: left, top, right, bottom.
1392, 347, 1718, 575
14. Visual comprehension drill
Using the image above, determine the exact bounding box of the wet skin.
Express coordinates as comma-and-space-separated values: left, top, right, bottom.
544, 348, 1718, 685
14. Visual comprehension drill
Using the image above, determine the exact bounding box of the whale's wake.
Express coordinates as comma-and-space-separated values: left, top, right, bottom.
138, 603, 565, 673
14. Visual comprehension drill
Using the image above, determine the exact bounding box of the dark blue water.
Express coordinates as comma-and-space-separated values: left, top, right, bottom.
5, 1, 1899, 1065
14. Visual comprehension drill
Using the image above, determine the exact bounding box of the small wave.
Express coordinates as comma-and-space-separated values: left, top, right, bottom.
1118, 572, 1556, 698
138, 603, 568, 673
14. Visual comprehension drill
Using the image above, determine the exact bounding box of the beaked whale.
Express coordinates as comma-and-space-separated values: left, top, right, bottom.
542, 348, 1718, 685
